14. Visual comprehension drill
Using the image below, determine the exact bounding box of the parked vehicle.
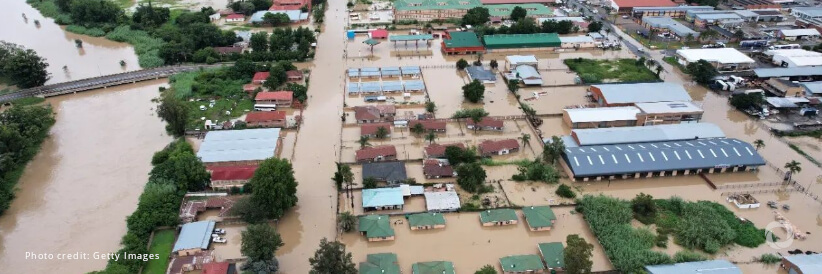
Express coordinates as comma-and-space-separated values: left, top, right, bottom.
213, 228, 226, 235
212, 236, 227, 243
768, 44, 801, 50
253, 104, 277, 111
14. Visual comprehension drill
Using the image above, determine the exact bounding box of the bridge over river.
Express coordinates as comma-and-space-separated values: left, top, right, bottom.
0, 64, 226, 103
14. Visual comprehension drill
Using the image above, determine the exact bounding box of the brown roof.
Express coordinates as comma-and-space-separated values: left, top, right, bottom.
243, 84, 260, 91
466, 117, 504, 128
169, 251, 214, 274
424, 143, 466, 158
255, 91, 293, 101
354, 105, 396, 121
203, 262, 231, 274
479, 139, 520, 154
245, 111, 286, 123
286, 70, 303, 78
611, 0, 676, 8
208, 165, 257, 181
356, 145, 397, 161
423, 160, 455, 177
409, 120, 447, 131
361, 123, 392, 136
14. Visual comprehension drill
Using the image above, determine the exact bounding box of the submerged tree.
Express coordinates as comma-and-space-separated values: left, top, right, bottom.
309, 238, 357, 274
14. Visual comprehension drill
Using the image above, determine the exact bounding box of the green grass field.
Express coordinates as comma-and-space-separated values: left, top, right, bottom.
144, 229, 175, 274
564, 58, 658, 84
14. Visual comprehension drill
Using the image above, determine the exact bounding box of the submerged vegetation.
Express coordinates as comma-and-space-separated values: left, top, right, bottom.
0, 105, 56, 215
564, 58, 659, 84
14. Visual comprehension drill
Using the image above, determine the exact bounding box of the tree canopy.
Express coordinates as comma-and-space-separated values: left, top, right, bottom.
462, 7, 490, 26
729, 93, 764, 111
456, 162, 487, 193
462, 79, 486, 103
309, 238, 357, 274
565, 234, 594, 274
510, 6, 527, 22
0, 104, 55, 214
685, 59, 717, 84
0, 42, 50, 88
241, 224, 284, 262
248, 158, 299, 220
155, 92, 190, 137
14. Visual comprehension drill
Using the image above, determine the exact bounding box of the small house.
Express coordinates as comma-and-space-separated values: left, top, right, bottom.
173, 221, 216, 256
466, 117, 504, 131
252, 72, 269, 84
466, 66, 497, 84
424, 143, 465, 158
423, 159, 455, 179
478, 139, 520, 157
424, 191, 461, 212
499, 254, 545, 274
479, 209, 518, 226
538, 242, 564, 271
408, 212, 446, 230
362, 162, 407, 184
208, 165, 257, 190
369, 29, 389, 39
360, 123, 392, 138
362, 187, 404, 211
521, 206, 557, 231
358, 215, 395, 241
286, 70, 304, 82
409, 120, 447, 133
356, 145, 397, 163
255, 91, 293, 107
202, 261, 238, 274
225, 13, 245, 22
245, 111, 287, 128
354, 105, 396, 124
360, 253, 400, 273
411, 261, 455, 274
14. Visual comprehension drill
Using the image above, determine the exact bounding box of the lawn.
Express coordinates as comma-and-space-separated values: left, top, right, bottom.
564, 58, 659, 84
144, 229, 175, 274
187, 97, 255, 130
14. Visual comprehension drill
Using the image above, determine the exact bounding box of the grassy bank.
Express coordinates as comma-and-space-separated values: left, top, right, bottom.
0, 105, 56, 215
144, 229, 175, 274
788, 143, 822, 167
564, 58, 659, 83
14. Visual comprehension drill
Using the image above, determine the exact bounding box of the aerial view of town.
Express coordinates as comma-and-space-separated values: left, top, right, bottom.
1, 0, 822, 273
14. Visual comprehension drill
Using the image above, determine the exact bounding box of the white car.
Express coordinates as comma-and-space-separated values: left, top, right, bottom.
212, 236, 227, 243
213, 228, 226, 235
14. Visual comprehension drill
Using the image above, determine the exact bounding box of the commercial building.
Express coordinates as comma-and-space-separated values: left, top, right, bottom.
359, 216, 395, 241
765, 49, 822, 67
521, 206, 556, 231
631, 6, 714, 19
685, 11, 747, 28
751, 9, 784, 22
781, 253, 822, 274
634, 101, 704, 126
360, 123, 393, 138
478, 139, 520, 156
208, 165, 257, 190
245, 111, 287, 128
506, 55, 538, 68
538, 242, 564, 271
792, 7, 822, 32
569, 123, 725, 146
483, 33, 561, 51
506, 65, 543, 85
356, 145, 398, 163
424, 191, 461, 212
369, 29, 389, 39
466, 66, 498, 84
441, 31, 485, 55
801, 82, 822, 97
609, 0, 676, 14
563, 107, 642, 129
561, 138, 766, 181
641, 17, 700, 39
362, 187, 404, 211
412, 261, 455, 274
197, 128, 281, 167
480, 208, 518, 226
675, 48, 756, 72
499, 255, 546, 273
753, 66, 822, 81
408, 213, 447, 230
173, 221, 216, 256
424, 143, 466, 158
362, 162, 408, 183
269, 0, 310, 11
558, 36, 597, 48
778, 28, 821, 41
589, 82, 692, 107
393, 0, 481, 21
729, 0, 780, 10
485, 4, 553, 20
763, 78, 805, 97
645, 260, 741, 274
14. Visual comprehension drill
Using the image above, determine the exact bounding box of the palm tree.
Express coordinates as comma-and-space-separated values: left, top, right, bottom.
411, 123, 425, 137
338, 212, 356, 232
521, 133, 531, 147
424, 131, 437, 144
784, 160, 802, 182
375, 126, 389, 139
358, 136, 371, 148
753, 139, 765, 150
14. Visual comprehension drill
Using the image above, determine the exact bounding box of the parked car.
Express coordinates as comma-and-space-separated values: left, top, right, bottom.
212, 236, 227, 243
213, 228, 226, 235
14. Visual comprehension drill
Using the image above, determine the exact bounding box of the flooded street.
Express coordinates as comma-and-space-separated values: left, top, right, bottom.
0, 80, 171, 273
1, 1, 140, 85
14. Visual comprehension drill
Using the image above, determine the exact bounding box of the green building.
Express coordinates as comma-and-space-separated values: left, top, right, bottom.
408, 212, 447, 230
394, 0, 482, 21
412, 261, 456, 274
479, 208, 518, 226
442, 31, 486, 55
538, 242, 565, 270
484, 4, 554, 18
521, 205, 557, 231
500, 254, 546, 273
360, 253, 401, 274
358, 215, 395, 241
483, 33, 561, 49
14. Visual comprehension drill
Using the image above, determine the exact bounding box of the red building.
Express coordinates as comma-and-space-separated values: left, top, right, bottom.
441, 31, 486, 55
245, 111, 287, 128
369, 29, 389, 39
356, 145, 398, 163
252, 72, 270, 84
269, 0, 310, 10
255, 91, 293, 107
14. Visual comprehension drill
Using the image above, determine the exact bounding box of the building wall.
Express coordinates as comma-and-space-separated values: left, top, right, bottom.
256, 98, 293, 107
177, 248, 205, 257
481, 220, 518, 226
562, 111, 637, 129
205, 160, 265, 168
367, 235, 396, 242
410, 224, 446, 230
394, 8, 470, 21
560, 41, 597, 48
781, 258, 805, 274
356, 155, 398, 163
637, 111, 703, 126
365, 204, 403, 211
441, 43, 486, 55
211, 179, 250, 189
247, 119, 286, 128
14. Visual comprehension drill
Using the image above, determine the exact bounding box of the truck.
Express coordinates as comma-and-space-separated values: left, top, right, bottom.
739, 40, 769, 48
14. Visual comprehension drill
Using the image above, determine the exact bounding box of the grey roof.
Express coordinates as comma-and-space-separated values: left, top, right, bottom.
363, 162, 408, 182
424, 191, 461, 212
348, 82, 361, 94
250, 10, 308, 22
595, 83, 692, 104
642, 17, 700, 37
792, 7, 822, 17
236, 31, 252, 42
382, 67, 401, 77
765, 97, 809, 108
404, 80, 425, 91
634, 101, 703, 114
633, 6, 713, 12
754, 66, 822, 78
172, 221, 216, 252
783, 254, 822, 274
645, 260, 741, 274
588, 32, 604, 39
197, 128, 280, 163
571, 123, 726, 146
562, 138, 765, 178
466, 66, 497, 82
515, 65, 542, 85
383, 81, 404, 92
695, 13, 742, 21
801, 81, 822, 94
559, 36, 596, 43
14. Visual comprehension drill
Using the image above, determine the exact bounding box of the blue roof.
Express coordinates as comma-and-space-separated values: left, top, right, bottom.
401, 66, 421, 75
466, 66, 497, 82
404, 80, 425, 91
754, 66, 822, 78
571, 123, 725, 146
173, 221, 216, 252
360, 67, 380, 77
361, 82, 382, 92
645, 260, 741, 274
383, 81, 404, 92
382, 67, 401, 76
348, 82, 361, 94
784, 254, 822, 274
801, 82, 822, 94
348, 68, 360, 77
362, 187, 404, 208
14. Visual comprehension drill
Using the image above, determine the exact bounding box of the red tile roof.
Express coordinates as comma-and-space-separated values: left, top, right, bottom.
354, 106, 395, 121
361, 123, 392, 136
423, 160, 455, 177
226, 13, 245, 19
424, 143, 466, 158
409, 120, 447, 131
370, 29, 389, 39
356, 145, 397, 161
479, 139, 520, 154
245, 111, 287, 123
252, 72, 270, 82
286, 70, 303, 78
466, 117, 504, 128
243, 84, 259, 91
255, 91, 293, 101
611, 0, 676, 8
208, 165, 257, 181
203, 262, 231, 274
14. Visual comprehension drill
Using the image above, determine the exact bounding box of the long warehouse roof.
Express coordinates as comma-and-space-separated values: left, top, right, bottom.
594, 82, 692, 104
562, 138, 765, 177
754, 66, 822, 78
197, 128, 280, 163
571, 123, 725, 146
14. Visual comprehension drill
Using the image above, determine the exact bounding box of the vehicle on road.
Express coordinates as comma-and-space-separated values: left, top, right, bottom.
253, 104, 277, 111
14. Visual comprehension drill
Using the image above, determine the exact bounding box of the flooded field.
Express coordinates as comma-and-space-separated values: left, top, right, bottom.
0, 80, 171, 273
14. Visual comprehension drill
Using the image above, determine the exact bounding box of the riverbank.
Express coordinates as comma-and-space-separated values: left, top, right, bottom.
0, 104, 55, 215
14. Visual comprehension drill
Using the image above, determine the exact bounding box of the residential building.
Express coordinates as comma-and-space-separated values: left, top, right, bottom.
441, 31, 485, 55
521, 206, 556, 231
423, 159, 456, 178
252, 72, 269, 84
245, 111, 287, 128
675, 48, 755, 72
173, 221, 216, 256
362, 162, 408, 183
250, 10, 308, 23
559, 36, 598, 49
354, 105, 396, 123
479, 208, 518, 226
466, 66, 497, 84
412, 261, 456, 274
635, 101, 704, 126
179, 197, 239, 223
590, 82, 692, 107
269, 0, 311, 11
243, 84, 262, 94
255, 91, 293, 107
286, 70, 304, 81
356, 145, 398, 163
393, 0, 482, 21
424, 143, 466, 158
225, 13, 245, 22
168, 251, 214, 274
510, 65, 543, 85
409, 120, 447, 132
197, 128, 281, 167
563, 107, 641, 129
485, 4, 553, 20
645, 260, 741, 274
360, 253, 401, 273
499, 255, 546, 274
408, 212, 447, 230
400, 184, 424, 197
609, 0, 676, 14
358, 216, 395, 241
631, 6, 714, 19
466, 117, 504, 131
479, 139, 520, 156
202, 261, 238, 274
424, 191, 461, 212
483, 33, 560, 51
506, 55, 539, 69
208, 165, 257, 190
641, 17, 700, 39
765, 49, 822, 68
538, 242, 565, 271
361, 123, 393, 138
569, 123, 725, 146
781, 254, 822, 274
778, 29, 821, 41
362, 187, 404, 211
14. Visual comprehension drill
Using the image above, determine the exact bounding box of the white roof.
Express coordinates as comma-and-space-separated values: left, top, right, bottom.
424, 191, 461, 212
564, 107, 641, 123
594, 82, 692, 104
768, 50, 822, 67
506, 55, 538, 66
560, 36, 595, 43
197, 128, 280, 163
571, 123, 726, 146
779, 28, 821, 37
676, 48, 755, 64
765, 97, 810, 108
635, 101, 703, 114
538, 17, 586, 23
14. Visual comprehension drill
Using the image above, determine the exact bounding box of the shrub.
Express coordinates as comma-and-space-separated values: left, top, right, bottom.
65, 25, 106, 36
673, 250, 707, 263
758, 253, 781, 264
512, 160, 559, 183
555, 184, 576, 199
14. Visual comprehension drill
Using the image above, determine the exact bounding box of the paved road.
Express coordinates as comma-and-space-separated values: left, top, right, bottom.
0, 64, 227, 103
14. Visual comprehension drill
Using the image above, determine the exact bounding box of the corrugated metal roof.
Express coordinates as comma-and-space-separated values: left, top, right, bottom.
635, 101, 703, 114
595, 82, 692, 104
571, 123, 726, 146
394, 0, 480, 11
800, 81, 822, 94
404, 80, 425, 91
249, 10, 307, 22
784, 254, 822, 274
486, 4, 553, 17
559, 35, 596, 43
363, 162, 407, 182
564, 107, 641, 123
389, 34, 435, 41
645, 260, 741, 274
173, 221, 216, 252
754, 66, 822, 78
362, 187, 404, 207
467, 66, 497, 81
676, 48, 755, 64
443, 31, 483, 48
196, 128, 280, 163
538, 242, 564, 269
424, 191, 461, 212
563, 138, 765, 177
484, 33, 560, 49
779, 28, 821, 37
642, 16, 700, 37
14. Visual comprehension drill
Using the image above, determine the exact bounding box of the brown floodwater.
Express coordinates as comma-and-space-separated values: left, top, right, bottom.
0, 80, 171, 273
1, 1, 140, 85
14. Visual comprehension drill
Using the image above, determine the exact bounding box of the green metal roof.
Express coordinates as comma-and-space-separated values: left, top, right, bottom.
500, 255, 546, 272
359, 215, 394, 238
485, 4, 553, 17
522, 206, 556, 229
360, 253, 400, 274
479, 208, 517, 223
412, 261, 456, 274
394, 0, 481, 11
443, 32, 484, 49
389, 34, 435, 41
408, 212, 447, 227
483, 33, 560, 49
538, 242, 565, 269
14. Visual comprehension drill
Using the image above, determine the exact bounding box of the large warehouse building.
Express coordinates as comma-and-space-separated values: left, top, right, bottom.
196, 128, 281, 167
567, 123, 726, 147
483, 33, 560, 51
675, 48, 756, 72
589, 82, 692, 107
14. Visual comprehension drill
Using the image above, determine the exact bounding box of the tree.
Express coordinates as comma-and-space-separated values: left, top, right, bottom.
248, 158, 299, 220
507, 79, 520, 94
729, 93, 764, 110
56, 0, 72, 11
588, 21, 603, 33
363, 177, 378, 189
286, 83, 308, 103
565, 234, 594, 274
462, 79, 485, 103
425, 131, 437, 144
338, 212, 356, 232
462, 7, 490, 26
148, 142, 210, 192
685, 33, 695, 45
445, 146, 478, 166
263, 12, 291, 26
452, 108, 489, 119
700, 28, 719, 43
410, 122, 426, 137
655, 66, 663, 78
631, 193, 657, 223
475, 265, 497, 274
489, 59, 499, 69
132, 3, 171, 29
456, 162, 486, 193
456, 58, 469, 70
242, 224, 284, 262
155, 93, 189, 137
521, 133, 531, 147
754, 139, 765, 151
425, 101, 437, 113
510, 6, 527, 22
358, 136, 371, 148
685, 59, 717, 85
468, 109, 489, 133
332, 162, 354, 191
375, 126, 389, 139
69, 0, 124, 26
347, 1, 354, 8
0, 43, 50, 88
733, 29, 745, 41
542, 136, 565, 164
784, 160, 802, 182
264, 64, 288, 90
309, 238, 357, 274
556, 184, 576, 198
250, 32, 270, 52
